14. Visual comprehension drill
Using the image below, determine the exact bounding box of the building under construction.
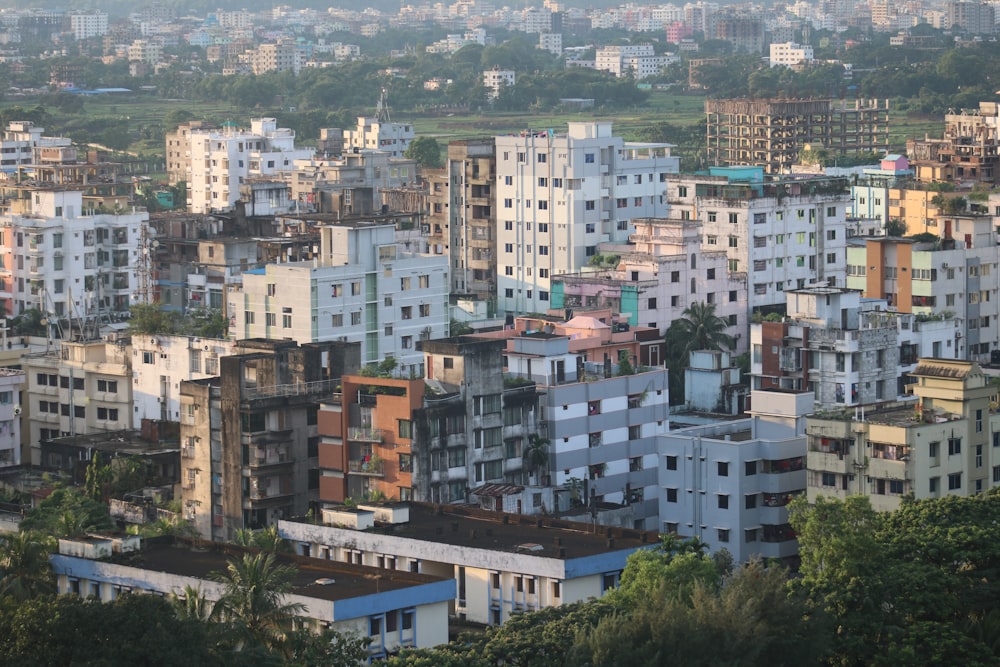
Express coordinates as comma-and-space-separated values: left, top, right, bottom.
906, 101, 1000, 185
705, 98, 890, 175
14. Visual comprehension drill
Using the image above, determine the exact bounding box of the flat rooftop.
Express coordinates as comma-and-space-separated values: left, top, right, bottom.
307, 502, 659, 559
119, 539, 447, 603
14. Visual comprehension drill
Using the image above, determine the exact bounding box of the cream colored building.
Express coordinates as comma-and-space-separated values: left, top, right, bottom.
806, 358, 996, 512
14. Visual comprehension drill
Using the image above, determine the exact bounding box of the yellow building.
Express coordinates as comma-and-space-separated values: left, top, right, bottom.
806, 359, 996, 512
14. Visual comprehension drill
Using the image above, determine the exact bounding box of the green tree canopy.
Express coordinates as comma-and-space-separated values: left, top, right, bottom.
404, 136, 443, 168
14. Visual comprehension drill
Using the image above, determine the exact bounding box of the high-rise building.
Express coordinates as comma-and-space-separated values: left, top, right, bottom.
494, 122, 679, 314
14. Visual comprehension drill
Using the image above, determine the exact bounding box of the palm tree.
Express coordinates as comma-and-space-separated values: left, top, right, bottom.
0, 531, 56, 600
523, 434, 550, 484
210, 552, 305, 651
169, 585, 215, 623
665, 301, 735, 369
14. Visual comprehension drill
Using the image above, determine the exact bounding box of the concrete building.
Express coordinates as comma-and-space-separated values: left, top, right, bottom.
552, 218, 746, 352
483, 68, 515, 100
0, 368, 24, 467
247, 40, 302, 74
171, 118, 313, 213
769, 42, 813, 67
342, 93, 414, 160
684, 350, 747, 415
705, 98, 890, 175
664, 168, 852, 313
24, 339, 132, 466
0, 184, 148, 320
51, 536, 453, 659
495, 122, 679, 314
594, 44, 673, 79
279, 503, 658, 626
165, 121, 215, 185
228, 223, 448, 372
287, 152, 417, 214
179, 339, 359, 541
907, 101, 1000, 185
0, 121, 69, 171
130, 334, 237, 424
70, 12, 108, 41
658, 390, 810, 563
845, 233, 999, 363
426, 139, 497, 300
806, 359, 997, 511
751, 286, 956, 407
538, 32, 562, 55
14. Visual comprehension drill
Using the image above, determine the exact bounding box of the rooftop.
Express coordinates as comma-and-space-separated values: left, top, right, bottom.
302, 502, 658, 559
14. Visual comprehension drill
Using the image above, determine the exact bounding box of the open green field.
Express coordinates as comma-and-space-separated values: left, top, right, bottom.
3, 91, 944, 158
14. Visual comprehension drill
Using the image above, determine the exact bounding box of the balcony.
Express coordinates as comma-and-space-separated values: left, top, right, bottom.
247, 446, 292, 469
348, 458, 384, 476
348, 427, 384, 443
181, 445, 196, 459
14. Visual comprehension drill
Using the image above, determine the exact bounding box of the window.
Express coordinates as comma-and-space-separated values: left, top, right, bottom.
948, 437, 962, 456
401, 306, 412, 320
948, 473, 962, 490
585, 153, 595, 163
717, 494, 729, 509
266, 312, 276, 327
728, 213, 738, 224
929, 476, 939, 493
717, 461, 729, 476
717, 529, 730, 543
350, 312, 361, 326
666, 488, 678, 502
745, 461, 757, 476
537, 153, 547, 163
538, 200, 548, 210
707, 268, 715, 280
398, 419, 412, 439
745, 494, 757, 509
97, 380, 117, 393
96, 407, 119, 421
419, 304, 430, 317
585, 200, 596, 211
419, 275, 430, 289
331, 313, 343, 327
666, 455, 678, 470
351, 281, 362, 296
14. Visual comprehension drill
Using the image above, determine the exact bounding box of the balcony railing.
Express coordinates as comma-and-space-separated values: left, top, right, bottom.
348, 427, 384, 442
243, 378, 338, 401
348, 459, 384, 476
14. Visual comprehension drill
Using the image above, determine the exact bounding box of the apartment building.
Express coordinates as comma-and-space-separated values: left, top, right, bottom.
342, 114, 414, 160
69, 12, 108, 40
664, 168, 851, 313
845, 231, 999, 363
751, 286, 956, 408
769, 42, 813, 67
806, 359, 997, 512
24, 339, 132, 466
228, 223, 448, 372
287, 151, 417, 214
658, 390, 810, 563
0, 369, 23, 467
705, 98, 890, 175
595, 44, 673, 79
552, 218, 746, 352
179, 339, 359, 541
279, 503, 658, 626
907, 101, 1000, 185
426, 139, 496, 299
51, 536, 453, 659
172, 118, 313, 213
483, 68, 515, 100
0, 121, 70, 171
165, 121, 215, 185
247, 41, 302, 74
0, 186, 147, 319
130, 334, 237, 424
495, 122, 679, 314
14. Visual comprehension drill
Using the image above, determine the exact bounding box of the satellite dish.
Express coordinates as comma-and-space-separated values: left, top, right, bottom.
13, 405, 21, 416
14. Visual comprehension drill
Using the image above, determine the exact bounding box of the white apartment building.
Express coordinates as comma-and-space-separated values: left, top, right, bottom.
0, 121, 70, 171
483, 68, 516, 100
179, 118, 313, 214
343, 116, 414, 160
0, 188, 148, 319
70, 12, 108, 41
495, 122, 679, 314
769, 42, 813, 68
24, 339, 132, 466
131, 334, 237, 424
247, 41, 303, 75
751, 286, 956, 408
664, 168, 851, 313
228, 223, 448, 373
127, 40, 161, 65
538, 32, 562, 55
0, 369, 24, 467
658, 389, 810, 563
595, 44, 673, 79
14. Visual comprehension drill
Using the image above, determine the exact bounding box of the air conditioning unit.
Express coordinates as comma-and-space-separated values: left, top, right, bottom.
157, 396, 165, 403
150, 338, 158, 346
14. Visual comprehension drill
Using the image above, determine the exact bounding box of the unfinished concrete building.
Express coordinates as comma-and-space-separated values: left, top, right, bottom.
906, 102, 1000, 185
705, 98, 890, 175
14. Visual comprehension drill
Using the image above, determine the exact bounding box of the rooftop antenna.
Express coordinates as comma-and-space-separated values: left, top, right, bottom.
375, 87, 391, 123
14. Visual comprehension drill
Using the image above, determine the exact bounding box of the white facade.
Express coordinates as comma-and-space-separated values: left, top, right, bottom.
0, 189, 148, 319
538, 32, 562, 55
483, 69, 516, 100
595, 44, 654, 77
0, 121, 69, 171
665, 169, 851, 312
70, 12, 108, 40
131, 335, 237, 424
495, 122, 679, 314
228, 224, 448, 372
343, 117, 414, 159
0, 369, 24, 467
181, 118, 313, 213
769, 42, 814, 68
658, 390, 811, 562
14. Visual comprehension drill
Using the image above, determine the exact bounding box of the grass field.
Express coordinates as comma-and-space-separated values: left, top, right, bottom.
4, 91, 944, 159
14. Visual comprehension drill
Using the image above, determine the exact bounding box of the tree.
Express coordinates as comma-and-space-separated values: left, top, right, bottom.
19, 487, 113, 538
404, 136, 443, 168
665, 302, 735, 357
0, 532, 55, 600
211, 552, 306, 651
127, 302, 179, 335
523, 434, 549, 484
233, 525, 291, 553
